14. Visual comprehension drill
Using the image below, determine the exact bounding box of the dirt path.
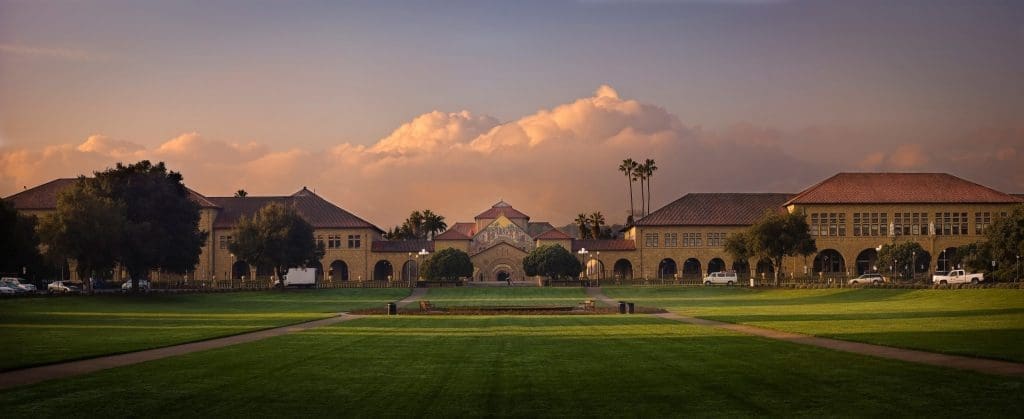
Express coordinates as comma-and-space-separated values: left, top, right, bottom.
588, 288, 1024, 377
0, 314, 363, 391
396, 287, 428, 308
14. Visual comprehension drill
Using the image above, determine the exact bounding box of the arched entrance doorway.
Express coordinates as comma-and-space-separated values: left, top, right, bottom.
913, 250, 931, 275
232, 261, 250, 280
373, 260, 393, 281
496, 271, 510, 282
586, 259, 604, 279
755, 259, 774, 277
658, 258, 677, 279
814, 249, 846, 274
308, 260, 323, 284
329, 260, 349, 282
856, 248, 878, 274
682, 258, 701, 278
613, 259, 633, 280
707, 258, 725, 274
732, 260, 750, 275
401, 260, 418, 281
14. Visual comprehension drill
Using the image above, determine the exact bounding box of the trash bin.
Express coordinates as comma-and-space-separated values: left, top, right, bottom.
386, 302, 397, 315
618, 301, 626, 314
626, 302, 635, 314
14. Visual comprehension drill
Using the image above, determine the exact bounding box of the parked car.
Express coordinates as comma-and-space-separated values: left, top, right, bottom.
0, 284, 16, 295
1, 277, 37, 293
47, 281, 81, 294
703, 271, 738, 286
848, 273, 886, 285
932, 269, 985, 285
121, 279, 151, 291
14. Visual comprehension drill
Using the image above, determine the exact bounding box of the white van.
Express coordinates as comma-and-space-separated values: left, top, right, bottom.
703, 271, 738, 286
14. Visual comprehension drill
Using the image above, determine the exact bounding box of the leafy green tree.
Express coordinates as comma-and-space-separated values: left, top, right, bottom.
0, 200, 46, 279
877, 241, 930, 281
522, 244, 582, 280
575, 213, 592, 239
37, 179, 126, 293
618, 158, 637, 222
92, 161, 207, 291
734, 211, 816, 285
420, 248, 472, 281
229, 202, 324, 288
958, 206, 1024, 281
953, 242, 991, 274
723, 231, 752, 270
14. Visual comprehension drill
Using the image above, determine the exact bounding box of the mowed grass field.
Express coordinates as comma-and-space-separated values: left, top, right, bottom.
604, 287, 1024, 362
419, 287, 592, 307
2, 315, 1022, 418
0, 289, 410, 370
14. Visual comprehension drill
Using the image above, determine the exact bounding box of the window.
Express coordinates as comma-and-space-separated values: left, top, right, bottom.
327, 235, 342, 249
664, 233, 677, 247
707, 232, 726, 247
645, 233, 659, 248
810, 213, 819, 236
347, 234, 361, 249
975, 212, 991, 235
683, 232, 702, 247
936, 212, 968, 236
853, 213, 861, 236
856, 212, 889, 237
219, 235, 233, 249
316, 235, 324, 249
812, 213, 846, 237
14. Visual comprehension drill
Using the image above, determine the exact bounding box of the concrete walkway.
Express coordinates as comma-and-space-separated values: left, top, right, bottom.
0, 314, 363, 391
396, 287, 428, 308
587, 288, 1024, 377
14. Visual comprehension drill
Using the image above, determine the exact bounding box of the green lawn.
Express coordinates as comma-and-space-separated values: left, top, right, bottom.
603, 287, 1024, 362
421, 287, 591, 307
0, 289, 410, 370
1, 316, 1020, 418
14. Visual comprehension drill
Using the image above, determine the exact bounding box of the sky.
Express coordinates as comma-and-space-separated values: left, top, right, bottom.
1, 0, 1022, 227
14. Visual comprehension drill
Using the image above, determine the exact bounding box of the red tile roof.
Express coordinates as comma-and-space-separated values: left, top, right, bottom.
371, 240, 435, 253
449, 222, 477, 237
785, 173, 1021, 205
636, 193, 791, 226
434, 229, 471, 240
208, 188, 382, 231
6, 178, 220, 209
475, 200, 529, 220
534, 228, 573, 240
527, 221, 557, 237
572, 239, 636, 252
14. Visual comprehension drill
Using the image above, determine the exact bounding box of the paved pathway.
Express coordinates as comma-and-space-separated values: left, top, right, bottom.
396, 287, 428, 308
0, 314, 363, 391
587, 288, 1024, 377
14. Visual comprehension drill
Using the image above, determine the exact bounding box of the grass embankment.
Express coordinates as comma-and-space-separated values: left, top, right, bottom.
1, 316, 1020, 417
0, 289, 410, 370
604, 287, 1024, 362
420, 287, 592, 308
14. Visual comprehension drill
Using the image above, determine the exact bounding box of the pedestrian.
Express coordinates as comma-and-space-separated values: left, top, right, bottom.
506, 275, 512, 287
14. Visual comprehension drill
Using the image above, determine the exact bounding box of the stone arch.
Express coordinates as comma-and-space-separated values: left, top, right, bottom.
308, 260, 324, 283
232, 261, 249, 279
855, 248, 878, 274
373, 260, 393, 281
682, 258, 702, 277
401, 260, 419, 281
480, 257, 525, 281
613, 259, 633, 280
586, 259, 605, 279
913, 250, 931, 274
707, 258, 726, 274
755, 259, 774, 275
732, 260, 750, 275
813, 249, 846, 274
329, 260, 349, 281
937, 247, 957, 271
658, 258, 677, 279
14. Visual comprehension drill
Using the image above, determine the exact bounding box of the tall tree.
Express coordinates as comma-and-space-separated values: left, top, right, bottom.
634, 162, 646, 218
92, 161, 207, 290
955, 205, 1024, 280
0, 200, 46, 279
407, 210, 425, 239
37, 178, 126, 293
422, 210, 447, 240
734, 210, 817, 285
641, 159, 657, 215
421, 248, 473, 281
723, 232, 753, 270
229, 202, 324, 288
522, 244, 582, 280
234, 189, 248, 198
575, 213, 592, 239
618, 158, 637, 223
877, 241, 929, 281
588, 211, 606, 239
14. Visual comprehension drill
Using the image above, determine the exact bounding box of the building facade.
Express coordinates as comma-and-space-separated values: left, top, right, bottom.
6, 173, 1022, 283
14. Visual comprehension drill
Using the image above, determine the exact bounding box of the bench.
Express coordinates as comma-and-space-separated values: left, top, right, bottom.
419, 300, 434, 311
577, 300, 596, 311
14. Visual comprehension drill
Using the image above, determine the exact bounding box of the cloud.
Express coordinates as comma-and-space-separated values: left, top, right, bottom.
1, 86, 1021, 227
0, 43, 97, 61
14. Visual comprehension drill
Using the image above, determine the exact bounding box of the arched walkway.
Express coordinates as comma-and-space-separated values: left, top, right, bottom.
855, 248, 878, 274
329, 260, 349, 282
732, 260, 750, 275
232, 261, 250, 280
401, 260, 419, 281
707, 258, 725, 274
813, 249, 846, 274
373, 260, 393, 281
586, 259, 604, 279
682, 258, 701, 277
938, 247, 956, 271
658, 258, 677, 279
913, 250, 931, 274
613, 259, 633, 280
755, 259, 774, 276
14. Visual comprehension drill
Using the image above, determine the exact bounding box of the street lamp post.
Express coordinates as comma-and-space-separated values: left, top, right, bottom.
939, 249, 946, 272
417, 249, 430, 281
577, 248, 589, 280
912, 251, 916, 282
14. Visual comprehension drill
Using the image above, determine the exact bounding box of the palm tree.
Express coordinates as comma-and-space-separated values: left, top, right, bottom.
575, 213, 592, 239
589, 211, 606, 239
234, 189, 248, 198
642, 159, 657, 215
422, 210, 447, 240
405, 210, 426, 239
618, 158, 637, 222
635, 163, 646, 218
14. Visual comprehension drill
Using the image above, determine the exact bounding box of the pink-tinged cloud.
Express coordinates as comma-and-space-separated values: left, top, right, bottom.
1, 86, 1021, 227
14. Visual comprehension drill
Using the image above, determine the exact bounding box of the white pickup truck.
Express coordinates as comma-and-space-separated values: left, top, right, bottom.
931, 269, 984, 285
283, 268, 317, 288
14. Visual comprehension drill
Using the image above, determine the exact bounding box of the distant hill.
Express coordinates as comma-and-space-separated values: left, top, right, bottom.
557, 223, 626, 240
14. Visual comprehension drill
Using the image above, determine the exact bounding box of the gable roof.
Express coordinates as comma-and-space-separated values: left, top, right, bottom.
475, 200, 529, 220
371, 240, 434, 253
572, 239, 636, 252
208, 187, 383, 231
534, 228, 573, 240
784, 173, 1021, 205
434, 228, 471, 240
636, 193, 791, 226
5, 178, 220, 210
449, 222, 477, 237
527, 221, 557, 238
